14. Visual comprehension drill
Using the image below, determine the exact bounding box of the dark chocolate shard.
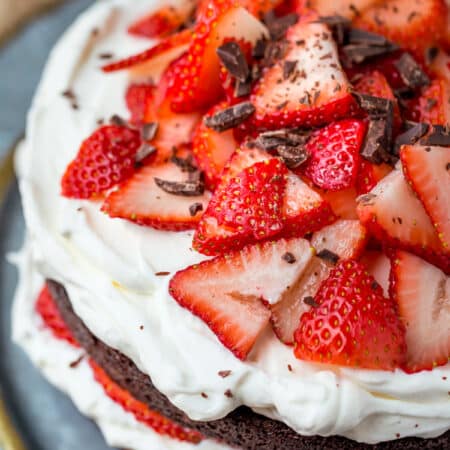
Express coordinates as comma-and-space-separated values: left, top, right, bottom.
189, 202, 204, 217
316, 249, 339, 265
170, 154, 198, 173
360, 119, 396, 165
217, 41, 250, 82
316, 15, 350, 45
235, 79, 252, 98
394, 123, 429, 155
154, 177, 205, 197
283, 60, 297, 80
255, 129, 311, 150
282, 252, 297, 264
204, 102, 255, 132
276, 146, 310, 169
263, 40, 289, 67
342, 43, 398, 64
303, 296, 320, 308
394, 53, 430, 89
425, 46, 439, 65
141, 122, 159, 141
347, 28, 390, 46
393, 86, 416, 100
264, 11, 299, 40
253, 38, 267, 60
352, 92, 394, 119
420, 125, 450, 146
135, 143, 156, 164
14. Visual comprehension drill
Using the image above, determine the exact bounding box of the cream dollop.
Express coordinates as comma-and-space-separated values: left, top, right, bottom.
16, 0, 450, 444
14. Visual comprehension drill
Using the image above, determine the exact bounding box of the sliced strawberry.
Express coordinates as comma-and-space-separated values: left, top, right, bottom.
299, 120, 367, 191
361, 250, 391, 296
102, 29, 191, 74
407, 78, 450, 125
170, 237, 313, 359
250, 19, 355, 130
356, 160, 393, 195
193, 146, 334, 255
102, 161, 210, 231
294, 259, 406, 370
357, 169, 446, 270
168, 3, 268, 112
271, 219, 367, 344
90, 360, 202, 442
401, 144, 450, 251
390, 250, 449, 373
355, 0, 448, 60
61, 125, 142, 199
192, 103, 238, 190
126, 83, 155, 124
35, 284, 78, 347
128, 3, 196, 39
319, 187, 359, 220
296, 0, 376, 19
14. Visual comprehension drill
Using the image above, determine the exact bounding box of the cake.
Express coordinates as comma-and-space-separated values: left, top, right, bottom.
12, 0, 450, 449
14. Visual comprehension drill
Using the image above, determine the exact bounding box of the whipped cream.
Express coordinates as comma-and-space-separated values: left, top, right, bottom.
11, 245, 230, 450
15, 0, 450, 444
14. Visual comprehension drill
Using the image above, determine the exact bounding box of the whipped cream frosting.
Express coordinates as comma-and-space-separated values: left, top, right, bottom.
15, 0, 450, 444
11, 245, 230, 450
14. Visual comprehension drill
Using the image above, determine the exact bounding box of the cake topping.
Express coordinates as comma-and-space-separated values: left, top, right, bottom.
420, 125, 450, 146
204, 102, 256, 132
217, 41, 250, 82
394, 53, 430, 89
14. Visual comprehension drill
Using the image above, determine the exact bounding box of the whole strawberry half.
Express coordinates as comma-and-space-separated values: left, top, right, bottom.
35, 284, 79, 347
90, 360, 202, 443
170, 237, 314, 359
299, 119, 367, 191
294, 259, 406, 370
250, 19, 355, 130
390, 250, 449, 373
61, 125, 142, 199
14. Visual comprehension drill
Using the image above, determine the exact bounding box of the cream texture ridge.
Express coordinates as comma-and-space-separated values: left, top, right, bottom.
14, 0, 450, 445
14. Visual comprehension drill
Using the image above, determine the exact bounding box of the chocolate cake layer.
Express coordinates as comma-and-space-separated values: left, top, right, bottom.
47, 280, 450, 450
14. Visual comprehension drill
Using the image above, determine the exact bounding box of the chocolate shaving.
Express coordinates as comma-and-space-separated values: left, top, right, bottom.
110, 114, 128, 127
360, 119, 396, 165
264, 11, 299, 40
69, 355, 84, 368
204, 102, 255, 132
303, 296, 320, 308
277, 146, 310, 169
253, 38, 267, 60
217, 42, 250, 83
347, 28, 390, 46
420, 125, 450, 146
316, 249, 340, 265
342, 43, 398, 64
394, 53, 430, 89
154, 176, 205, 197
189, 202, 203, 217
283, 60, 297, 80
155, 271, 170, 276
135, 143, 156, 164
393, 123, 429, 155
316, 15, 350, 45
141, 122, 158, 141
282, 252, 297, 264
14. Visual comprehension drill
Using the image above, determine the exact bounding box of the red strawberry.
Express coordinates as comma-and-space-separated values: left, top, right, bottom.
193, 146, 335, 255
192, 103, 238, 190
35, 284, 78, 347
357, 169, 447, 271
168, 3, 268, 112
319, 187, 359, 220
126, 83, 155, 124
355, 0, 448, 60
102, 161, 210, 231
101, 29, 191, 73
209, 158, 288, 239
249, 19, 355, 130
90, 360, 202, 443
356, 160, 392, 195
407, 78, 450, 125
296, 0, 376, 19
299, 120, 367, 191
170, 237, 314, 359
128, 3, 196, 39
271, 219, 367, 344
61, 125, 142, 199
294, 259, 406, 370
401, 144, 450, 251
390, 250, 449, 373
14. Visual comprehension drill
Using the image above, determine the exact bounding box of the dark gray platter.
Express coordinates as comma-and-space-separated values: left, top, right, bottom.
0, 0, 118, 448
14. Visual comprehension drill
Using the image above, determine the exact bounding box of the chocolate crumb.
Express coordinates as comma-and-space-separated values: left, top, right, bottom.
224, 389, 233, 398
371, 280, 380, 290
189, 202, 203, 217
141, 122, 159, 141
62, 89, 76, 100
139, 325, 144, 330
96, 118, 105, 126
394, 53, 430, 89
277, 146, 310, 169
316, 249, 340, 264
201, 392, 208, 399
304, 296, 320, 308
69, 355, 84, 369
204, 102, 255, 132
110, 114, 128, 127
283, 60, 297, 79
98, 52, 114, 59
218, 370, 232, 378
287, 364, 293, 372
155, 272, 171, 276
282, 252, 297, 264
217, 41, 250, 82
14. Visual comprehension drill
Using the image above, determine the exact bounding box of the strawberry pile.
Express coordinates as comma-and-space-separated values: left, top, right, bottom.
61, 0, 449, 373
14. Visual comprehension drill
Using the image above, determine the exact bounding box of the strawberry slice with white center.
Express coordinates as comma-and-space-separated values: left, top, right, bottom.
355, 0, 448, 60
101, 162, 210, 231
271, 219, 367, 344
390, 250, 450, 373
356, 160, 392, 195
250, 19, 355, 129
319, 187, 359, 220
401, 144, 450, 252
169, 237, 313, 359
193, 146, 335, 255
168, 3, 268, 112
299, 119, 367, 191
192, 103, 238, 190
357, 169, 447, 271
